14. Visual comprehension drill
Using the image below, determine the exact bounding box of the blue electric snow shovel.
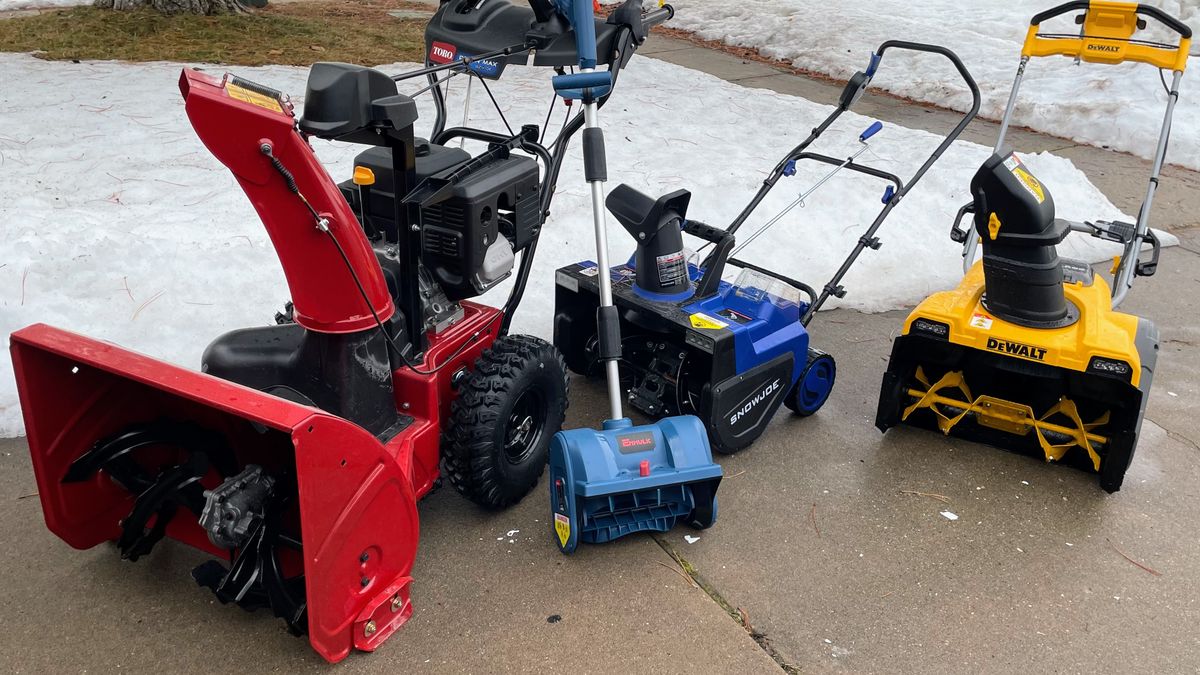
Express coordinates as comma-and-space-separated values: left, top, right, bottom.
546, 0, 721, 555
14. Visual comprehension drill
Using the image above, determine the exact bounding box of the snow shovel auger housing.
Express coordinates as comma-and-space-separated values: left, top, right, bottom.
876, 0, 1191, 492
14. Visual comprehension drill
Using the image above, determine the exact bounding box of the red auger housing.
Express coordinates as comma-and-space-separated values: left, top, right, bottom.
12, 63, 569, 662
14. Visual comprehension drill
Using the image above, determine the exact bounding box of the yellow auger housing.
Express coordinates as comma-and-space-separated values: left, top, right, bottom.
875, 1, 1187, 492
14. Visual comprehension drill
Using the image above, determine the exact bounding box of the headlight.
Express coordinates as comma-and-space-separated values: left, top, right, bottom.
911, 318, 950, 340
1088, 356, 1133, 381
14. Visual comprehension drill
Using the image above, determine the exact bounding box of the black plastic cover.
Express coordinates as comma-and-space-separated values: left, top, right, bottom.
972, 152, 1071, 327
299, 63, 418, 144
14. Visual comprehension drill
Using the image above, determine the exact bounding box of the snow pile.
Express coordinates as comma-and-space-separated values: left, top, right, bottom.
0, 53, 1152, 436
0, 0, 88, 11
668, 0, 1199, 169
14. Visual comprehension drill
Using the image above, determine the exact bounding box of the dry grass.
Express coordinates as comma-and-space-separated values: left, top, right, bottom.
0, 0, 432, 66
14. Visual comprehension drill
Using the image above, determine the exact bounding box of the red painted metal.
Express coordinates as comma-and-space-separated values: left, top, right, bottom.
8, 69, 513, 664
11, 325, 420, 663
179, 69, 393, 334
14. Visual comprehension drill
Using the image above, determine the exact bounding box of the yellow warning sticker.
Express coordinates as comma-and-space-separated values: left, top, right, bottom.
969, 312, 993, 330
1012, 166, 1045, 204
554, 512, 571, 547
226, 83, 284, 114
688, 313, 728, 330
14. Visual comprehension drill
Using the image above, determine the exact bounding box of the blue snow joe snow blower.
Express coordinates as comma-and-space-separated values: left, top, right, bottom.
546, 0, 722, 554
553, 40, 982, 455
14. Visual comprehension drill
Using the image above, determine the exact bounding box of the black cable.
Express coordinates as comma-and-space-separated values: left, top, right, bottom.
538, 93, 557, 146
473, 73, 514, 136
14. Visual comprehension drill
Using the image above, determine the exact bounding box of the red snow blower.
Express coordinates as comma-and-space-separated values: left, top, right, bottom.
11, 0, 672, 662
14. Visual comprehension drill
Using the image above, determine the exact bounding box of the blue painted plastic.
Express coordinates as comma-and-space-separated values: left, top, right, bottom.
882, 184, 895, 204
860, 121, 883, 141
684, 267, 811, 387
793, 353, 836, 414
865, 51, 881, 77
552, 71, 613, 100
552, 0, 598, 68
783, 159, 797, 177
549, 416, 722, 554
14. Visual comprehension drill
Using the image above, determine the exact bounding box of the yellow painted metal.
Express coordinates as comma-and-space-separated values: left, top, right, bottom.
1022, 1, 1190, 71
902, 368, 1109, 470
899, 261, 1143, 386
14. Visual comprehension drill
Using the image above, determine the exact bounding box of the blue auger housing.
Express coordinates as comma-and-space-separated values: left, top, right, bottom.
549, 417, 721, 554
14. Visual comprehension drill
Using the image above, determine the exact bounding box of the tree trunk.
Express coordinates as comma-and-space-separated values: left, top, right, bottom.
94, 0, 247, 15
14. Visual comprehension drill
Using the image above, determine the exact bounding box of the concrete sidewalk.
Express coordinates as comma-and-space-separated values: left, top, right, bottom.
3, 241, 1196, 674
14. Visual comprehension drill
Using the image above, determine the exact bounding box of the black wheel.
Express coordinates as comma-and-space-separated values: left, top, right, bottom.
784, 349, 836, 416
443, 335, 569, 509
686, 482, 718, 529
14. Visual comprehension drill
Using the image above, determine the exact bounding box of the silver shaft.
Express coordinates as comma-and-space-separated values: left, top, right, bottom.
1112, 68, 1182, 309
459, 76, 474, 149
731, 143, 870, 258
582, 91, 624, 420
963, 57, 1029, 273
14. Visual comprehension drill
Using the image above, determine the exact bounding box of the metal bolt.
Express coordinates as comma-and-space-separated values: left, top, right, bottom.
391, 594, 404, 613
360, 552, 370, 563
361, 576, 371, 587
402, 402, 411, 410
411, 224, 420, 232
364, 620, 377, 636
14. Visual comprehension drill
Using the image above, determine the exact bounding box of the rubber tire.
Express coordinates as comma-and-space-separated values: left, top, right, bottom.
784, 349, 836, 416
443, 335, 569, 510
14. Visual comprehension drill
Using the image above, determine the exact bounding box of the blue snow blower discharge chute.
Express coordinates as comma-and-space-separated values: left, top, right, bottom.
546, 0, 721, 555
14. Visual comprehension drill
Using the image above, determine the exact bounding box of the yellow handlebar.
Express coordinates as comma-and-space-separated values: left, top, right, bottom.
1021, 0, 1190, 71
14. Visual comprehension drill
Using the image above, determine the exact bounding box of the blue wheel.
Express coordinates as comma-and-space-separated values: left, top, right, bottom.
785, 349, 836, 416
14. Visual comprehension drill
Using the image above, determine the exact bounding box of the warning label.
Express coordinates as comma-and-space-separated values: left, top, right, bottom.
226, 83, 283, 114
656, 250, 686, 286
554, 513, 571, 547
689, 313, 728, 330
1012, 166, 1045, 203
1005, 153, 1044, 203
969, 313, 993, 330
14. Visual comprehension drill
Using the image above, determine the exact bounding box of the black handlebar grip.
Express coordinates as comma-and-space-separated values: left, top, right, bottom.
642, 4, 674, 29
1030, 1, 1192, 38
1137, 3, 1193, 38
874, 40, 982, 119
1030, 1, 1089, 26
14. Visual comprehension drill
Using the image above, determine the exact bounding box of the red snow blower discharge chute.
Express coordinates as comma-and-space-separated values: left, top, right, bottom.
12, 0, 674, 661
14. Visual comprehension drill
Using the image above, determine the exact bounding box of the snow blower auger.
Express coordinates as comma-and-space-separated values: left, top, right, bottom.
547, 0, 721, 554
875, 1, 1191, 493
10, 0, 673, 661
553, 41, 981, 455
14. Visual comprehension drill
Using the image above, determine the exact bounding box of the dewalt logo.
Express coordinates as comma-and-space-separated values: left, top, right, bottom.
986, 337, 1047, 362
1086, 43, 1120, 53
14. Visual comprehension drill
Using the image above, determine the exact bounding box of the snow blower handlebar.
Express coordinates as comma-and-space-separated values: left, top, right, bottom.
964, 1, 1189, 307
718, 41, 980, 323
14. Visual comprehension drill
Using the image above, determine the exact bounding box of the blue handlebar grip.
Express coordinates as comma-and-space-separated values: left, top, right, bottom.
552, 70, 613, 100
553, 0, 598, 69
860, 121, 883, 141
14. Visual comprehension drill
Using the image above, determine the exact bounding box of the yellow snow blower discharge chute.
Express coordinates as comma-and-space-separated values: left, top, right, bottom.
875, 0, 1190, 492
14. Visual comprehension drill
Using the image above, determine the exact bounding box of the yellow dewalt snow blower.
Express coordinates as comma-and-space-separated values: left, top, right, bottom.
875, 1, 1191, 492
